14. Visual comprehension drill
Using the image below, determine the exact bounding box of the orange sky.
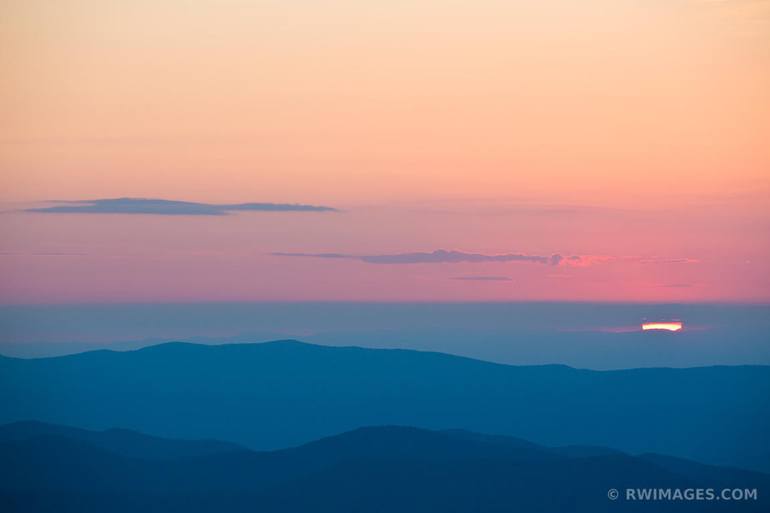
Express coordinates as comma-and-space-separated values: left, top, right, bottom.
1, 0, 768, 302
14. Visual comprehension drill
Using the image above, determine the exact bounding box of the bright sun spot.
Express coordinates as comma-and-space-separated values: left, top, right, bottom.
642, 322, 683, 332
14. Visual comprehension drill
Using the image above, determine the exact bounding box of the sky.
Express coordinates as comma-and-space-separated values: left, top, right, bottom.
1, 0, 769, 303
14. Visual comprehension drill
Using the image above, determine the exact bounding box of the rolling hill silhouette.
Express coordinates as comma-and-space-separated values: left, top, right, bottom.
0, 421, 767, 513
1, 340, 768, 472
0, 420, 243, 460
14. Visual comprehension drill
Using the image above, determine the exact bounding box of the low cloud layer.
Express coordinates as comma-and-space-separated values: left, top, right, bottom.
26, 198, 338, 215
273, 249, 567, 265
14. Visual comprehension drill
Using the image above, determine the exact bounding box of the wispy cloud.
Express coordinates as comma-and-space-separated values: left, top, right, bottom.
451, 275, 512, 281
635, 257, 700, 265
0, 251, 88, 256
559, 255, 699, 267
272, 250, 700, 269
26, 198, 338, 216
273, 249, 567, 265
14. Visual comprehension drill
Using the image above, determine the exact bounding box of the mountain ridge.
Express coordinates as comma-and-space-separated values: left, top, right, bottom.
1, 421, 767, 513
3, 338, 768, 372
1, 340, 768, 472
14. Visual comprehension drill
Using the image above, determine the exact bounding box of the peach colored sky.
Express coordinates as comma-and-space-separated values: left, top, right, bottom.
1, 0, 769, 302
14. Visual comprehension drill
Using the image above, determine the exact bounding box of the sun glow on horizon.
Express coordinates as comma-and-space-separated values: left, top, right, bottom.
642, 322, 683, 332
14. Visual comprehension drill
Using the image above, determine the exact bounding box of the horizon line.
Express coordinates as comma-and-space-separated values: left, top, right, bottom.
1, 299, 769, 307
3, 339, 770, 373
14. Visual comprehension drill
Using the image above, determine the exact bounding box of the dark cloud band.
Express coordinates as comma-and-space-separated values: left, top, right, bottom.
26, 198, 338, 215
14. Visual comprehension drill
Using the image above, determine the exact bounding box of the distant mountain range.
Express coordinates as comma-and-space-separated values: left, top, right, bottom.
1, 340, 768, 474
1, 421, 767, 513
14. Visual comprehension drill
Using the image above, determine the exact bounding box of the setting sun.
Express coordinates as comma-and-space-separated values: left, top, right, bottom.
642, 322, 684, 332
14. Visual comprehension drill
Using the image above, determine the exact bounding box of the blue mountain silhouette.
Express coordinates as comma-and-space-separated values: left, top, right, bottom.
1, 340, 768, 473
0, 421, 767, 513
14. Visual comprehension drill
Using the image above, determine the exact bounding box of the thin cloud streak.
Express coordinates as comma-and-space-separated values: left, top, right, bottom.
272, 251, 701, 268
26, 198, 338, 216
452, 276, 512, 281
273, 249, 567, 265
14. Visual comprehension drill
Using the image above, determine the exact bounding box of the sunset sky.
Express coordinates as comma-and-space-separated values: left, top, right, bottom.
1, 0, 769, 303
